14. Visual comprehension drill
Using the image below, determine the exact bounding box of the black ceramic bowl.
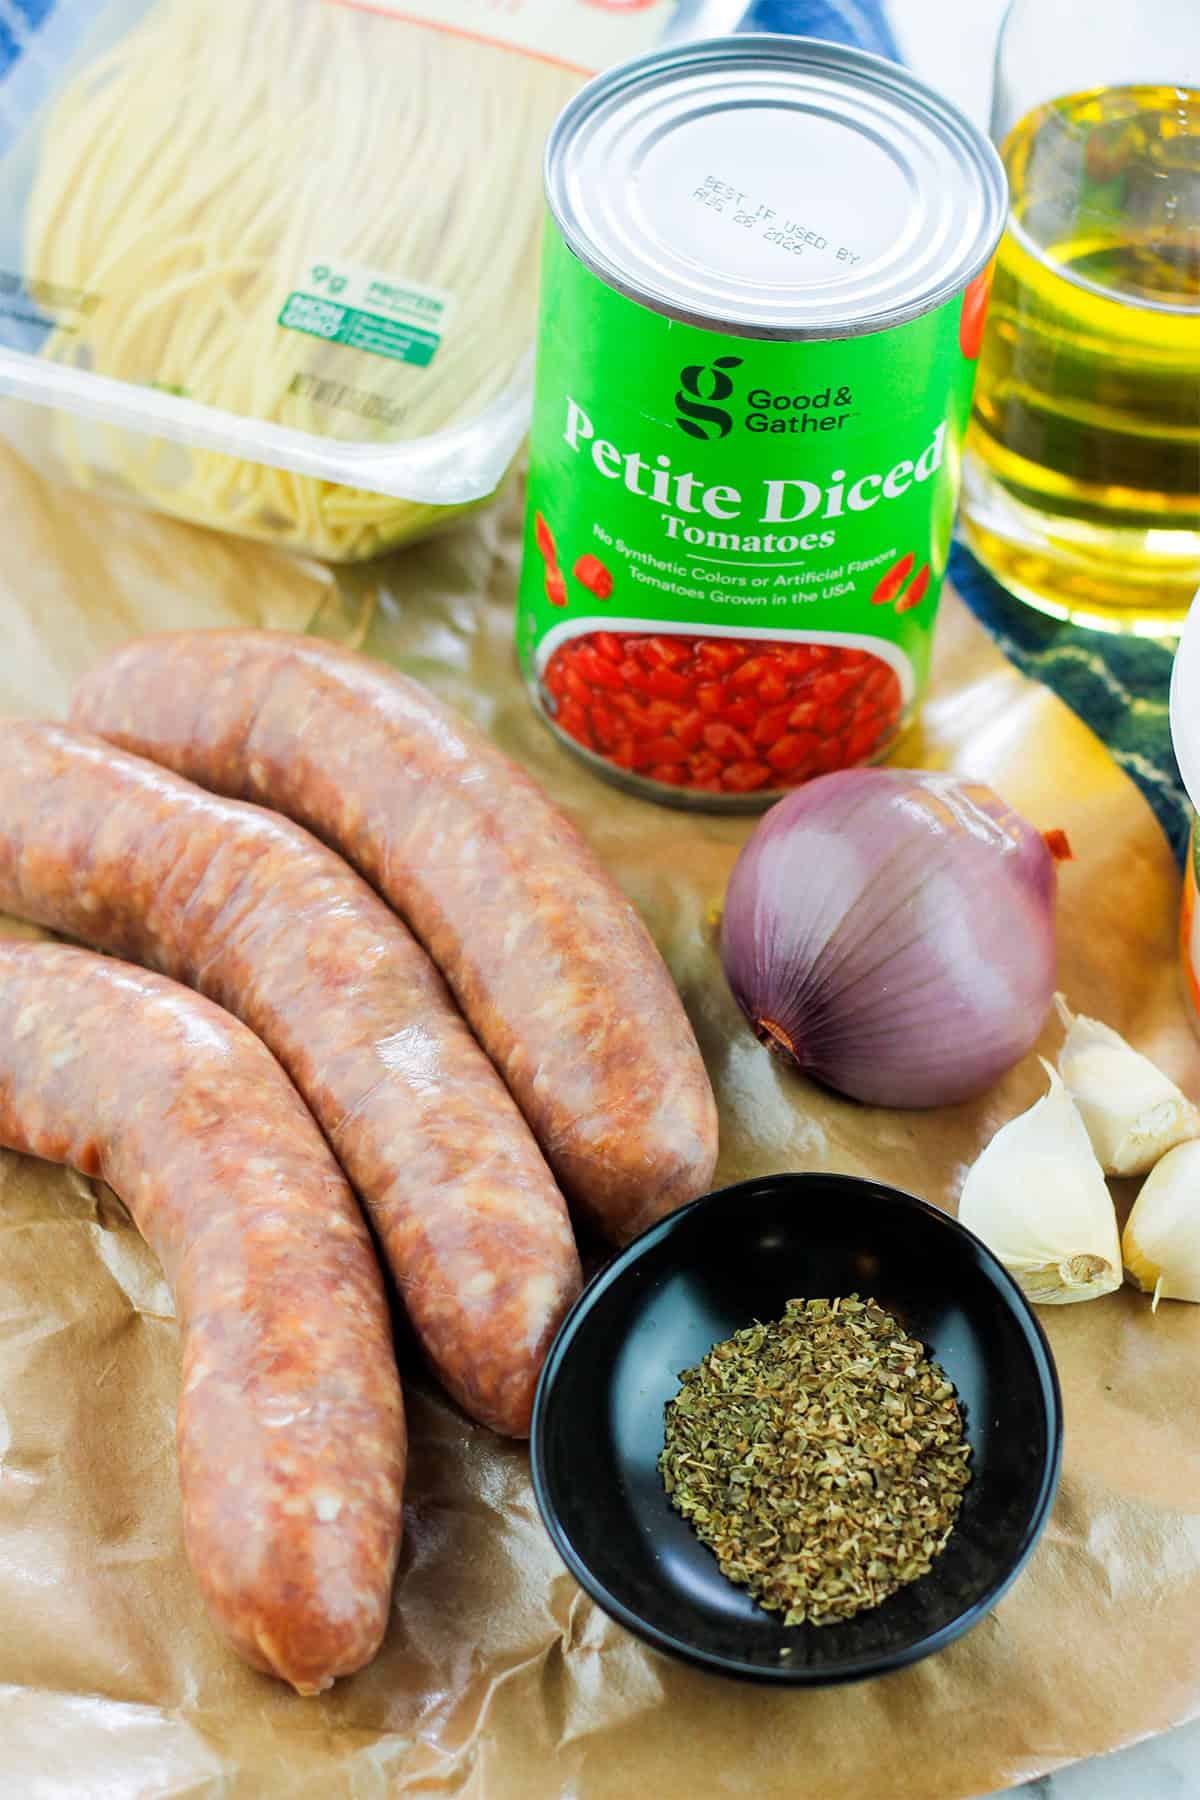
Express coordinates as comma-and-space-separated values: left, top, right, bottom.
531, 1174, 1062, 1685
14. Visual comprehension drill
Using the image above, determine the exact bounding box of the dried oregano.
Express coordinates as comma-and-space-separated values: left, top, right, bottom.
659, 1295, 971, 1626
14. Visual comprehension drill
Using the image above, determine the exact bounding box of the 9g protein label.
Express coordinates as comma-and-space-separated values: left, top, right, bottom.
517, 225, 983, 805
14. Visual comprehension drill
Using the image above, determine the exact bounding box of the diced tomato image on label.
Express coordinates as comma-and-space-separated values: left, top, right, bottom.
895, 563, 931, 612
545, 568, 568, 607
542, 632, 903, 794
574, 553, 614, 600
871, 551, 916, 606
535, 512, 558, 567
959, 266, 993, 360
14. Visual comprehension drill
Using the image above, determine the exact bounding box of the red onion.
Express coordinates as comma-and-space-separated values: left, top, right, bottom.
720, 769, 1068, 1108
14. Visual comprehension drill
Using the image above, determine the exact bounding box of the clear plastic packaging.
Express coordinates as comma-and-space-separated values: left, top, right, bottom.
0, 0, 745, 561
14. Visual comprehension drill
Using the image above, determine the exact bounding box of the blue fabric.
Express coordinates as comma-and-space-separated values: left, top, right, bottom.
11, 0, 54, 28
757, 0, 1188, 867
0, 1, 55, 80
742, 0, 901, 59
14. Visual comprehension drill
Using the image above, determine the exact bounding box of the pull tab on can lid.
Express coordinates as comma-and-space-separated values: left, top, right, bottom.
545, 34, 1007, 340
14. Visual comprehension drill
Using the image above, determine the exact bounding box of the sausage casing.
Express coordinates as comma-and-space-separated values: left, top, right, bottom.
0, 722, 580, 1436
0, 939, 405, 1694
72, 632, 720, 1243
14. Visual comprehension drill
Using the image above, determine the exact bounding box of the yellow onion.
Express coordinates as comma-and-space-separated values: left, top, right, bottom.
720, 769, 1067, 1107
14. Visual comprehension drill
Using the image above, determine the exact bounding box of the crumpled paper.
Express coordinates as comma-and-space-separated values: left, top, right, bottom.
0, 441, 1197, 1800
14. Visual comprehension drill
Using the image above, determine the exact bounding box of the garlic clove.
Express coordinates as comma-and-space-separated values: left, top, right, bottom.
958, 1059, 1122, 1305
1122, 1139, 1200, 1308
1055, 994, 1200, 1176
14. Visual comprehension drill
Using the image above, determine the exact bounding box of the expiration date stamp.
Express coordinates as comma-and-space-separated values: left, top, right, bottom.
690, 175, 863, 266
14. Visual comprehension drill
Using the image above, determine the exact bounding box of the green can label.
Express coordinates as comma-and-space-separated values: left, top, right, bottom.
519, 224, 986, 804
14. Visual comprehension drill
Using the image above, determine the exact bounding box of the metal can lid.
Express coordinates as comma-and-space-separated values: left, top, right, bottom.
545, 35, 1007, 340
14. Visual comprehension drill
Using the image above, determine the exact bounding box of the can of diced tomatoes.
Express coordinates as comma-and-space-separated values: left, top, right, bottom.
517, 35, 1006, 808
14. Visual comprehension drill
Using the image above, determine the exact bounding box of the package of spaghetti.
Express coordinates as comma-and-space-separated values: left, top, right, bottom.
0, 0, 745, 561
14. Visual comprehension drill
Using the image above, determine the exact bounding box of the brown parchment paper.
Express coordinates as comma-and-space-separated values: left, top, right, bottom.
1, 440, 1198, 1800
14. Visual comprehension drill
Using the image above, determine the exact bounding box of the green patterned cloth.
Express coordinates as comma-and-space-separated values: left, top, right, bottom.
949, 544, 1189, 868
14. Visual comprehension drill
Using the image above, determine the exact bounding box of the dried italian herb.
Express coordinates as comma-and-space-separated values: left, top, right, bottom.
659, 1295, 971, 1626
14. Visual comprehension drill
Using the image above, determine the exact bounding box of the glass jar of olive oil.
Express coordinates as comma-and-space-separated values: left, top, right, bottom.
961, 1, 1199, 635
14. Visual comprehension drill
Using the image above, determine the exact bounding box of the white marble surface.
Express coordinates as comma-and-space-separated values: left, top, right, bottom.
890, 3, 1200, 1796
889, 0, 1008, 128
979, 1717, 1200, 1799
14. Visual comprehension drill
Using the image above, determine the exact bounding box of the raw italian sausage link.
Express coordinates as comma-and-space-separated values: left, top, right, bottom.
72, 632, 720, 1244
0, 940, 404, 1694
0, 722, 580, 1437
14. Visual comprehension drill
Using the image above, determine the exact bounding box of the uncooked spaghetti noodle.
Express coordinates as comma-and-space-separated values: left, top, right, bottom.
24, 0, 582, 559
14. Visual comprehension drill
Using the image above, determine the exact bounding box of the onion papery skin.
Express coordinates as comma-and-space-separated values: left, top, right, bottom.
719, 768, 1060, 1108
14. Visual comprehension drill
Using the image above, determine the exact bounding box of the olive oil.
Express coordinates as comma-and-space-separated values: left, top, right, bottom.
962, 85, 1200, 633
